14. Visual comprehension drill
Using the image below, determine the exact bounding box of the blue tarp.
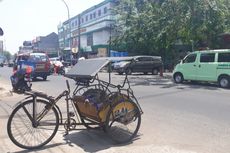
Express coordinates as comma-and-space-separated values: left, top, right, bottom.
110, 50, 128, 57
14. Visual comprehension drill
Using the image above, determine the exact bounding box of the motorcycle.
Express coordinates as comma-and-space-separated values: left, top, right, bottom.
10, 66, 32, 93
52, 61, 66, 75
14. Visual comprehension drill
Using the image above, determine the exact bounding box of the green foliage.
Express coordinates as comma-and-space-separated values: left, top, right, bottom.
112, 0, 230, 63
2, 51, 12, 61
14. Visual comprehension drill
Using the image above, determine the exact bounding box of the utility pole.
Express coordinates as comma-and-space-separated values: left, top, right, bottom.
78, 14, 81, 59
61, 0, 72, 65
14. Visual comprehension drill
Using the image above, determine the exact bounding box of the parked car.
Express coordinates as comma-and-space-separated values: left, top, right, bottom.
113, 55, 163, 75
8, 59, 14, 67
13, 52, 51, 80
173, 49, 230, 88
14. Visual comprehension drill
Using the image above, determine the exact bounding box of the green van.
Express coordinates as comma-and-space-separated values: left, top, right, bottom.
173, 49, 230, 88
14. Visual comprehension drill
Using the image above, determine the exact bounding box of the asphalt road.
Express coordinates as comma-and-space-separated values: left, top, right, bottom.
0, 66, 230, 153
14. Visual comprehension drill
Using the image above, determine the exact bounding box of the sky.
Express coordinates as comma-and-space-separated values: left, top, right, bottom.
0, 0, 104, 54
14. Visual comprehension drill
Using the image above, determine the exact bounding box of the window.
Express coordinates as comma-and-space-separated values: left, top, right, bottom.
98, 9, 101, 16
81, 18, 84, 23
104, 7, 107, 14
75, 20, 78, 26
218, 53, 230, 62
29, 54, 48, 62
90, 14, 92, 19
136, 57, 152, 61
200, 53, 215, 63
85, 15, 88, 22
183, 54, 196, 63
87, 33, 93, 46
93, 12, 96, 18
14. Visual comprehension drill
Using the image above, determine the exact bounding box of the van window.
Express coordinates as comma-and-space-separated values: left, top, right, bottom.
136, 57, 152, 61
18, 55, 29, 61
200, 53, 215, 63
183, 54, 196, 63
218, 53, 230, 62
28, 54, 48, 62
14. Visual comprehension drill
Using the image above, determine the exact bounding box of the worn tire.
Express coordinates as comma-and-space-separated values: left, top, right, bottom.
7, 100, 59, 149
43, 76, 47, 81
218, 76, 229, 88
173, 73, 184, 83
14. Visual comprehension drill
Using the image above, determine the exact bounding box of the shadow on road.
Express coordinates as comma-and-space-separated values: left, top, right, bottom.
11, 129, 141, 153
11, 143, 65, 153
62, 129, 140, 153
127, 74, 225, 91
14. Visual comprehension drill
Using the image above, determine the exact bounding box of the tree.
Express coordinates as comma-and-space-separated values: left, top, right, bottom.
3, 51, 12, 61
112, 0, 230, 63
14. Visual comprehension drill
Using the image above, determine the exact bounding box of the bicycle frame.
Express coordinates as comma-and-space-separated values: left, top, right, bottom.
14, 70, 142, 131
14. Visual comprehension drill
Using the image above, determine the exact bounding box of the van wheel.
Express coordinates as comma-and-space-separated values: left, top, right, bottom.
173, 73, 183, 83
218, 76, 229, 88
43, 76, 47, 81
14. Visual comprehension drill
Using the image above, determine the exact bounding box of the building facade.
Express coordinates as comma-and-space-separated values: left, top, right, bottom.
19, 32, 59, 57
32, 32, 59, 57
58, 0, 116, 59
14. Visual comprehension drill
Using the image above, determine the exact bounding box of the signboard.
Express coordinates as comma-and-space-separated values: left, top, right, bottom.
97, 48, 107, 57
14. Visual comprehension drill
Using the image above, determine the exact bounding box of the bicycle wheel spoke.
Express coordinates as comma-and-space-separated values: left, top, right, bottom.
7, 100, 59, 149
22, 105, 33, 123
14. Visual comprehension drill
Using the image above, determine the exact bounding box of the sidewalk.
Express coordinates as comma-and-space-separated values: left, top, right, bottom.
0, 79, 12, 100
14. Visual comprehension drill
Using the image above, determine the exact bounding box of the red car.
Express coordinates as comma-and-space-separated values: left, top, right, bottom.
13, 53, 51, 80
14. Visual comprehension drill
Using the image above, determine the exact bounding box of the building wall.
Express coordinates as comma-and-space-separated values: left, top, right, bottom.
93, 30, 109, 45
80, 35, 87, 49
58, 0, 115, 57
31, 32, 59, 57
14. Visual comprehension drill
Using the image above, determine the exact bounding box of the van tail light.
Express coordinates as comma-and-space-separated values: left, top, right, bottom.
26, 66, 32, 74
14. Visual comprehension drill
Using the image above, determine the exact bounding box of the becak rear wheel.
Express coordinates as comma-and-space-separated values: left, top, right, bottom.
105, 100, 141, 144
